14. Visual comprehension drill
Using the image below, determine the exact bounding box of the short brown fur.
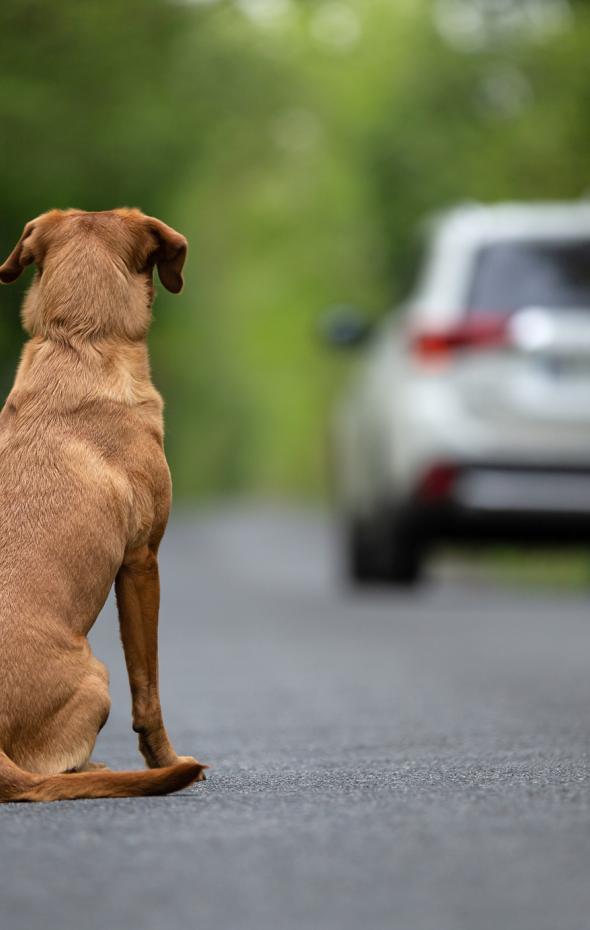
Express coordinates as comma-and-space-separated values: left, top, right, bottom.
0, 208, 206, 802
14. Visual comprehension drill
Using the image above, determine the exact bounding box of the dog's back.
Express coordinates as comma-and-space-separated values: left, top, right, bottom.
0, 209, 205, 800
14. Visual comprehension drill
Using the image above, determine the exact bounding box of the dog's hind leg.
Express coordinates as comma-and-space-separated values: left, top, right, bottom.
11, 657, 111, 777
75, 761, 111, 773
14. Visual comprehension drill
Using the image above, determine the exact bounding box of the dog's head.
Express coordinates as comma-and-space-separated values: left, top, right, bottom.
0, 209, 187, 340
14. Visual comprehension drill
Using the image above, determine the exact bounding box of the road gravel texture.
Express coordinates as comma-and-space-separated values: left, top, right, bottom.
2, 507, 590, 930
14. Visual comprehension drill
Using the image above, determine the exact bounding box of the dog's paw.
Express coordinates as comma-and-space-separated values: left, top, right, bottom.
176, 756, 209, 781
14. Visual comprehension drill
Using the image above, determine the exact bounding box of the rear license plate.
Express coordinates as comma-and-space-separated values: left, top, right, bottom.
457, 470, 590, 513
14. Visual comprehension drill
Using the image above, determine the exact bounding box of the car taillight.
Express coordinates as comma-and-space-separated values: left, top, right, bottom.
410, 314, 509, 362
416, 463, 459, 501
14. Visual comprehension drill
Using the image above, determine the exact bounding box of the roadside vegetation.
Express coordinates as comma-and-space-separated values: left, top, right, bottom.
1, 0, 589, 498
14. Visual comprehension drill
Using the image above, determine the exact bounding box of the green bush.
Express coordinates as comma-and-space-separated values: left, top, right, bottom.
1, 0, 588, 497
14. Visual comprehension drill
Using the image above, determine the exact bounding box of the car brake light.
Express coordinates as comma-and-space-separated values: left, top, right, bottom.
411, 315, 509, 362
416, 463, 459, 501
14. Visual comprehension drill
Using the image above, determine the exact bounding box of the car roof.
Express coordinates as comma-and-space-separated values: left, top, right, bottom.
429, 200, 590, 245
403, 201, 590, 326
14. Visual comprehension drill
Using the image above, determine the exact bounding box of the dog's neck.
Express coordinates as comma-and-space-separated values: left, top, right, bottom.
9, 334, 162, 414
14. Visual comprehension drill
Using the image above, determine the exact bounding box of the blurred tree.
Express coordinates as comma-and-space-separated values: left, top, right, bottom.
0, 0, 203, 388
367, 0, 590, 298
0, 0, 298, 494
1, 0, 589, 497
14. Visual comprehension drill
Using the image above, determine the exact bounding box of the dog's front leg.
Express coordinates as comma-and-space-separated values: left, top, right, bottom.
115, 545, 201, 772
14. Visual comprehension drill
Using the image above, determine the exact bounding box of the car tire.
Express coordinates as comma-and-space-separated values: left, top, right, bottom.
344, 516, 385, 584
343, 512, 425, 587
382, 532, 423, 586
382, 510, 425, 586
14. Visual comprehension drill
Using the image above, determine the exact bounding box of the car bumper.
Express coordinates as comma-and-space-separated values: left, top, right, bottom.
409, 464, 590, 543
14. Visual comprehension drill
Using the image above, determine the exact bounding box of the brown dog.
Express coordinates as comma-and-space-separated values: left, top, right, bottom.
0, 208, 206, 801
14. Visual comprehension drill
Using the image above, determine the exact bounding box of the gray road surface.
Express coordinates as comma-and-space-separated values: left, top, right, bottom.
2, 506, 590, 930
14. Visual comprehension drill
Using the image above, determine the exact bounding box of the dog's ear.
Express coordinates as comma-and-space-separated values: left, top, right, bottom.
144, 216, 188, 294
0, 220, 38, 284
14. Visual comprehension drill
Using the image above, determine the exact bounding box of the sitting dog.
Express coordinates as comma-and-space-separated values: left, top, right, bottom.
0, 208, 206, 801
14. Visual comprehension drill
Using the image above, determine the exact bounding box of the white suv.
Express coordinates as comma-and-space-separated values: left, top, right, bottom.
328, 201, 590, 584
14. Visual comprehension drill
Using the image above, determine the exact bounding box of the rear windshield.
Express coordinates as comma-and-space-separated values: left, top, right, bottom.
467, 240, 590, 313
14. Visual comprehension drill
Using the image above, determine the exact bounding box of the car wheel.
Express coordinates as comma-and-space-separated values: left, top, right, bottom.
343, 516, 385, 584
380, 509, 426, 586
343, 513, 425, 586
382, 532, 423, 585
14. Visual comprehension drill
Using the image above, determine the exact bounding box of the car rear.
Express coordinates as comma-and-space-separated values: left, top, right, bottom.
402, 203, 590, 543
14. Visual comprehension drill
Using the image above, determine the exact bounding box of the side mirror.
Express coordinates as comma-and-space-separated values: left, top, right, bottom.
318, 305, 373, 349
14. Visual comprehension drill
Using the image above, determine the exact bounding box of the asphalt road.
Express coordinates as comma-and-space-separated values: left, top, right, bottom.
2, 506, 590, 930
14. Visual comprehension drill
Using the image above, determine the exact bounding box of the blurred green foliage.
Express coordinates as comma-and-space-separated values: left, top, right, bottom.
1, 0, 589, 497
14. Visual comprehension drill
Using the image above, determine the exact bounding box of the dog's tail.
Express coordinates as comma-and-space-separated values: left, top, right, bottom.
0, 750, 206, 803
